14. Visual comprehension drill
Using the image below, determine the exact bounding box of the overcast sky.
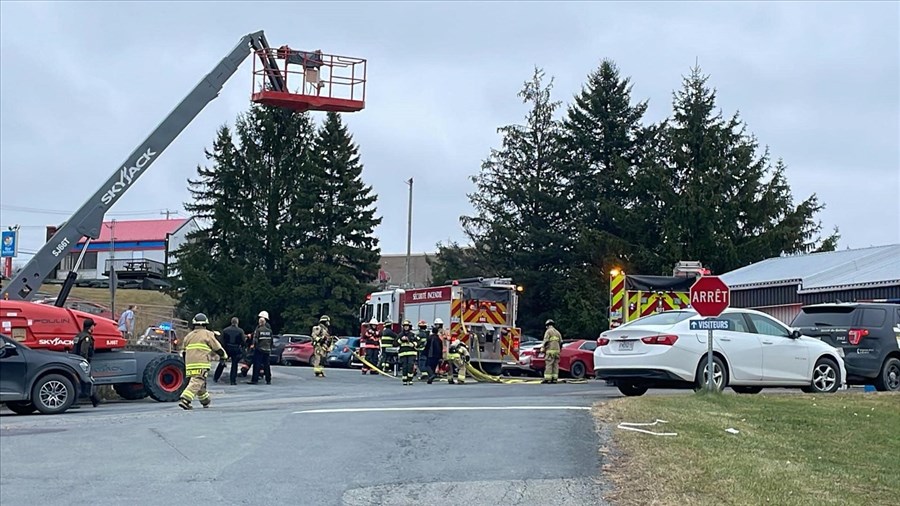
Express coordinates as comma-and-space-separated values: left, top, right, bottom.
1, 1, 898, 264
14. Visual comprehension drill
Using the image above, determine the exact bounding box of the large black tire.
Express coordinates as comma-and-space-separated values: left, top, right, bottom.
5, 401, 37, 415
114, 383, 149, 400
569, 360, 587, 379
31, 374, 76, 414
694, 355, 728, 392
617, 383, 649, 397
732, 386, 763, 394
142, 355, 186, 402
802, 357, 841, 393
874, 357, 900, 392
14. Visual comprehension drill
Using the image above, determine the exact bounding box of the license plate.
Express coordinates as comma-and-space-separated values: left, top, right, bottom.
618, 341, 634, 351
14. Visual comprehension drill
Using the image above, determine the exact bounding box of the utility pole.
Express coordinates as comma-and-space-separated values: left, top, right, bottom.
405, 178, 413, 288
108, 219, 117, 317
161, 209, 179, 220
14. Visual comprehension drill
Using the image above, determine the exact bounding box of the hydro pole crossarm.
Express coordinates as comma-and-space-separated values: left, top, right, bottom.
2, 31, 284, 301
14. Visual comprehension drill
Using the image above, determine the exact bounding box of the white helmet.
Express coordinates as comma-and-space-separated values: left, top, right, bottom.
368, 318, 379, 325
434, 318, 444, 325
258, 310, 270, 320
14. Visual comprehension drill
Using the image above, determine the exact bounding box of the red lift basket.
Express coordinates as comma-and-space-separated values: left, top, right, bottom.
251, 47, 366, 113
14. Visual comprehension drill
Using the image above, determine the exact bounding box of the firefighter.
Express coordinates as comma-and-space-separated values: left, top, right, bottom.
70, 318, 100, 407
250, 311, 273, 385
360, 318, 381, 374
378, 318, 397, 374
423, 324, 444, 384
416, 320, 429, 380
397, 320, 418, 385
541, 319, 562, 384
311, 315, 333, 378
447, 335, 469, 384
179, 313, 227, 410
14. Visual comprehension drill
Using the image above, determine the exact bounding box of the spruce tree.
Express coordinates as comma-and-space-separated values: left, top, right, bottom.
661, 66, 839, 273
284, 112, 381, 335
558, 60, 663, 334
456, 67, 572, 334
175, 125, 250, 327
175, 105, 321, 332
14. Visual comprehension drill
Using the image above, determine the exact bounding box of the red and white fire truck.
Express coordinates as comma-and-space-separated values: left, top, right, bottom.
359, 277, 522, 375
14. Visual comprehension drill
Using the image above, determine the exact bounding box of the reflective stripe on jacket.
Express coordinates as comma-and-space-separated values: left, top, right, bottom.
397, 332, 418, 357
182, 329, 225, 375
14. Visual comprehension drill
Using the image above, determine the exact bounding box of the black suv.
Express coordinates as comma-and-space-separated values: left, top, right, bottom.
792, 302, 900, 391
0, 334, 95, 415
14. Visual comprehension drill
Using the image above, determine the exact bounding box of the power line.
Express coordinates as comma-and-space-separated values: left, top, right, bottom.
1, 204, 178, 217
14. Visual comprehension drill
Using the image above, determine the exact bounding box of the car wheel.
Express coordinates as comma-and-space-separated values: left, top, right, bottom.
803, 357, 841, 394
569, 361, 587, 379
31, 374, 76, 414
732, 386, 763, 394
283, 359, 294, 366
5, 401, 37, 415
694, 356, 728, 392
874, 357, 900, 392
617, 383, 648, 397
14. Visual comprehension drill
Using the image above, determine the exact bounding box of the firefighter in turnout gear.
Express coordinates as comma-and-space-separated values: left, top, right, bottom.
360, 318, 381, 375
250, 311, 273, 384
541, 319, 562, 384
447, 336, 469, 384
416, 320, 429, 380
179, 313, 227, 410
311, 315, 333, 377
397, 320, 418, 385
379, 318, 397, 374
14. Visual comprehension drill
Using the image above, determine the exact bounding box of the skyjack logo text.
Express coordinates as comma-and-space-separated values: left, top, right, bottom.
101, 148, 157, 205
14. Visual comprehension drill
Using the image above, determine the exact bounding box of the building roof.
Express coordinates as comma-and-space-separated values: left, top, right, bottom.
76, 218, 190, 244
721, 244, 900, 292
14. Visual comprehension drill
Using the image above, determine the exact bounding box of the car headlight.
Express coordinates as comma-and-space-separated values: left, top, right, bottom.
79, 360, 91, 374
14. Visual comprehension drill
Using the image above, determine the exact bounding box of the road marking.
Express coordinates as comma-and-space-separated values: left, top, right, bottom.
293, 406, 591, 414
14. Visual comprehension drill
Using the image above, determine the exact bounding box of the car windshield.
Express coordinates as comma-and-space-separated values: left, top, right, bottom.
792, 307, 855, 327
334, 338, 349, 347
621, 311, 694, 328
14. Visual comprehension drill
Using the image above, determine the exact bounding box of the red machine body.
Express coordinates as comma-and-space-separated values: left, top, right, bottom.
0, 300, 126, 351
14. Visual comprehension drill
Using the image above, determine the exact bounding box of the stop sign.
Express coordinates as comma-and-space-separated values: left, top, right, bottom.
690, 276, 731, 317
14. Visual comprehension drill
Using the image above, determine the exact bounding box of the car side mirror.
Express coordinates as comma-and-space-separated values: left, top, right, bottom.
790, 329, 801, 339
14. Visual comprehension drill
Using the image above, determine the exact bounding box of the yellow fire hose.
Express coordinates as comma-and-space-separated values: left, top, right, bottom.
460, 319, 587, 385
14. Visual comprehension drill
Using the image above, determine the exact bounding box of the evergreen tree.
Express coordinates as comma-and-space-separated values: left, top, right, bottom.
426, 241, 485, 285
453, 67, 572, 334
175, 105, 322, 333
659, 66, 839, 273
175, 125, 251, 327
284, 112, 381, 335
558, 60, 664, 334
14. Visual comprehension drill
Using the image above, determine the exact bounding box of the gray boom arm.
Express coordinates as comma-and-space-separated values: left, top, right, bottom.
2, 30, 284, 301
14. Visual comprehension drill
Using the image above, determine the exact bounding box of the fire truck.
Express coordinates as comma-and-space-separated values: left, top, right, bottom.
608, 261, 709, 328
359, 277, 523, 376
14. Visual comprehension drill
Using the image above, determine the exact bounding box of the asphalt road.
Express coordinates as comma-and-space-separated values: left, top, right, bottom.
0, 365, 619, 506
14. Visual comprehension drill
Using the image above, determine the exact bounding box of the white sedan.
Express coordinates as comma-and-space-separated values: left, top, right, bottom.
593, 308, 846, 397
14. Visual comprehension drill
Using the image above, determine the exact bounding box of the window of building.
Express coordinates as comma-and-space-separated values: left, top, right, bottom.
62, 251, 97, 271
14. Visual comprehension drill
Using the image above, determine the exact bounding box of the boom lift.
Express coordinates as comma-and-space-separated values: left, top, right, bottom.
0, 31, 366, 406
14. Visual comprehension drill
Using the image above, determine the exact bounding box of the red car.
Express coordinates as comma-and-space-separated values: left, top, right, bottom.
530, 339, 598, 379
281, 341, 315, 366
